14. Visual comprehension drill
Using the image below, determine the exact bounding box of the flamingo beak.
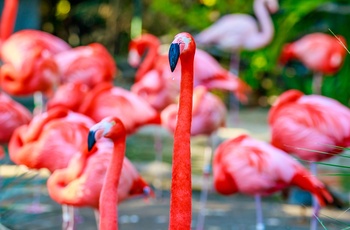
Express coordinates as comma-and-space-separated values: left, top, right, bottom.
87, 130, 97, 152
169, 43, 180, 72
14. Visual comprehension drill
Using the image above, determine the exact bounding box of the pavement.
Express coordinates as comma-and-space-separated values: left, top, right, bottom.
0, 107, 350, 229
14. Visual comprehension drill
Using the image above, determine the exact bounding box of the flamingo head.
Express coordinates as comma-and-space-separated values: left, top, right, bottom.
263, 0, 279, 13
168, 32, 196, 72
88, 117, 125, 151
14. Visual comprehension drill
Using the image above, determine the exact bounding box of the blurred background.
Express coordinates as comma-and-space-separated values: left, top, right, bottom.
4, 0, 350, 107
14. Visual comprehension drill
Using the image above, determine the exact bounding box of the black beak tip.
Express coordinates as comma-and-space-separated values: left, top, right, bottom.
169, 43, 180, 72
88, 130, 96, 152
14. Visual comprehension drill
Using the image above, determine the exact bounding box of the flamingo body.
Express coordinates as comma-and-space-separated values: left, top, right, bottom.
9, 107, 95, 172
280, 33, 347, 75
0, 29, 70, 96
213, 134, 332, 206
79, 82, 161, 134
268, 89, 350, 161
161, 86, 226, 136
54, 43, 117, 87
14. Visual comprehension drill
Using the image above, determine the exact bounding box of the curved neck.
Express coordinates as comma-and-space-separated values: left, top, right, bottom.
0, 0, 18, 46
99, 132, 126, 230
48, 149, 92, 205
248, 0, 275, 49
135, 41, 160, 82
169, 51, 194, 230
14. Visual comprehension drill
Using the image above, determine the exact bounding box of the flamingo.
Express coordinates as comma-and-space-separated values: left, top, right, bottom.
213, 134, 333, 230
9, 107, 95, 173
167, 32, 196, 230
129, 33, 250, 111
0, 0, 71, 113
279, 32, 347, 95
48, 124, 152, 229
53, 43, 117, 88
268, 89, 350, 229
78, 82, 161, 134
268, 89, 350, 162
195, 0, 279, 56
87, 116, 153, 229
161, 85, 226, 229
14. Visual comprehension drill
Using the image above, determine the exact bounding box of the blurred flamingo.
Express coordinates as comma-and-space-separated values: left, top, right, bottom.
9, 107, 95, 172
0, 0, 71, 115
279, 33, 347, 95
129, 33, 250, 111
78, 82, 161, 134
161, 85, 226, 229
213, 134, 333, 230
0, 92, 32, 144
167, 32, 196, 230
268, 89, 350, 162
268, 89, 350, 229
48, 120, 152, 229
195, 0, 279, 71
9, 106, 95, 227
54, 43, 117, 88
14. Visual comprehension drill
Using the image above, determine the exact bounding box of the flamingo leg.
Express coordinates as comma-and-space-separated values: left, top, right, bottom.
312, 72, 323, 95
310, 162, 320, 230
33, 91, 47, 115
196, 135, 213, 230
94, 209, 100, 229
154, 127, 163, 199
255, 194, 265, 230
62, 205, 75, 230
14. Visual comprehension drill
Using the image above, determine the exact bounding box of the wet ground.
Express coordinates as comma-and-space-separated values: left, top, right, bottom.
1, 108, 350, 229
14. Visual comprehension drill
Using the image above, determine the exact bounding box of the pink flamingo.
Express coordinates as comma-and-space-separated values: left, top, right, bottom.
268, 89, 350, 162
87, 116, 153, 229
0, 0, 71, 114
129, 33, 250, 111
279, 32, 347, 95
161, 85, 226, 229
48, 122, 152, 229
53, 43, 117, 88
167, 32, 196, 230
78, 82, 161, 134
9, 107, 95, 172
213, 134, 333, 230
268, 89, 350, 229
195, 0, 279, 66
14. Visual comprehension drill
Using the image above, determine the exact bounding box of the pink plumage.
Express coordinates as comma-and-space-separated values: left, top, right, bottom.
279, 33, 347, 75
9, 107, 95, 172
161, 86, 226, 136
213, 134, 333, 207
268, 89, 350, 161
54, 43, 117, 87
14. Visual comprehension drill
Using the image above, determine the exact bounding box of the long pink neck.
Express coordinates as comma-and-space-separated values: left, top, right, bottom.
135, 41, 159, 81
0, 0, 18, 47
99, 132, 126, 230
169, 53, 194, 230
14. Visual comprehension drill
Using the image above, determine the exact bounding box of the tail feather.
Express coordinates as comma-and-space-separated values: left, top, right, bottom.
279, 43, 294, 64
291, 169, 333, 207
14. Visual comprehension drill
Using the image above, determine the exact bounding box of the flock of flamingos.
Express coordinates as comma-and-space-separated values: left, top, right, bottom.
1, 0, 350, 229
